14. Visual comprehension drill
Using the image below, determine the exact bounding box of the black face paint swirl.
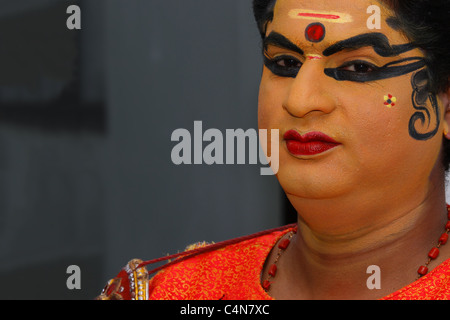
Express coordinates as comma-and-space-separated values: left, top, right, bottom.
322, 33, 415, 57
409, 69, 440, 141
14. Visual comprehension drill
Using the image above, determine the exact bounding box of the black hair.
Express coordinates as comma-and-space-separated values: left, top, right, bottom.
252, 0, 450, 171
252, 0, 276, 39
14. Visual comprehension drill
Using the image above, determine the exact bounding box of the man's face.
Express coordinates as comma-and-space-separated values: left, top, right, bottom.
258, 0, 444, 210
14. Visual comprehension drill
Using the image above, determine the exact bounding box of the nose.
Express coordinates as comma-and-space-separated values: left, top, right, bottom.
283, 62, 336, 118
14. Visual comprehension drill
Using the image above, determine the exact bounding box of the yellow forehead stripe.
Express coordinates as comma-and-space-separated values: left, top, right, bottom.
288, 9, 353, 24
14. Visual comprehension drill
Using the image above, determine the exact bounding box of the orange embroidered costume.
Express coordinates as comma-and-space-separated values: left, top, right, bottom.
96, 222, 450, 300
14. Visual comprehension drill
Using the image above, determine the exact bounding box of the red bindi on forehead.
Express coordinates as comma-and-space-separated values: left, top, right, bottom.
305, 23, 326, 43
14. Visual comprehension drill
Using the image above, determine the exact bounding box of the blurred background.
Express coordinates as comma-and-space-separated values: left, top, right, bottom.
0, 0, 295, 299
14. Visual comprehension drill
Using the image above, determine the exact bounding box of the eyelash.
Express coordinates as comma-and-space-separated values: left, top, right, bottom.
263, 54, 378, 79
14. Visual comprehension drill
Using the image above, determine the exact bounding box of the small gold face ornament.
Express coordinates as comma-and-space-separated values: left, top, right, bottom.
384, 94, 397, 108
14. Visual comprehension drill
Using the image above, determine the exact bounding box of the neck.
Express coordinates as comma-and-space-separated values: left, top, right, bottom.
272, 171, 450, 299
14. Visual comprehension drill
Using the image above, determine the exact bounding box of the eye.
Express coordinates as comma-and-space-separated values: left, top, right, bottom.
263, 55, 302, 78
276, 57, 301, 69
339, 60, 378, 73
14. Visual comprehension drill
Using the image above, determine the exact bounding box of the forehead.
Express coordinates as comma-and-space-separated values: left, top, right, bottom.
270, 0, 407, 47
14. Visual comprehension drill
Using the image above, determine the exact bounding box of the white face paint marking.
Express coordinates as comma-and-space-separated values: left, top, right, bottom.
306, 54, 323, 60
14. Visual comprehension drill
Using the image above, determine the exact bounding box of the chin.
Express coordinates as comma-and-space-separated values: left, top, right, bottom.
276, 162, 356, 201
280, 180, 351, 201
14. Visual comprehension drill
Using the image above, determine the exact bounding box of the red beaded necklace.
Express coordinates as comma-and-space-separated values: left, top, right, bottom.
263, 205, 450, 292
262, 227, 297, 291
417, 205, 450, 278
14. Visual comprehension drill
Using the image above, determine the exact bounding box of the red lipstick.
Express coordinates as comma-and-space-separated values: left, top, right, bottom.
284, 130, 340, 156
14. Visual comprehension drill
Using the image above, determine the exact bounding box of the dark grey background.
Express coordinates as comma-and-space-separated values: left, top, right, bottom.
0, 0, 295, 299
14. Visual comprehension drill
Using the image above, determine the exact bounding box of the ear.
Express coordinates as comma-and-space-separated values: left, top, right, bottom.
441, 85, 450, 139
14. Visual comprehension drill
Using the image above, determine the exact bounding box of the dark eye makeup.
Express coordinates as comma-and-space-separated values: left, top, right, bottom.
325, 57, 426, 82
263, 55, 302, 78
262, 31, 426, 83
263, 52, 426, 83
263, 53, 380, 80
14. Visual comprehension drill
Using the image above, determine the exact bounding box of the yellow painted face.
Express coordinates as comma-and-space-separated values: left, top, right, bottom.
258, 0, 445, 202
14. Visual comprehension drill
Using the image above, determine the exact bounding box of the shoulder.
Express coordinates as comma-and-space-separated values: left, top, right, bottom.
96, 225, 295, 300
148, 227, 288, 300
382, 258, 450, 300
95, 259, 149, 300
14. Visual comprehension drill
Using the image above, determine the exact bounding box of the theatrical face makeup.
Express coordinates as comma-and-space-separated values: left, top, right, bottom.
257, 0, 446, 228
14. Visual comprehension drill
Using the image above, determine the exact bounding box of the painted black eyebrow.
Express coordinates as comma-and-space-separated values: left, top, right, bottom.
263, 31, 304, 56
322, 32, 416, 57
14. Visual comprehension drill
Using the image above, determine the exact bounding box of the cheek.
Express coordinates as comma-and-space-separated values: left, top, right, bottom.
258, 73, 288, 130
355, 94, 405, 141
350, 77, 412, 133
347, 83, 440, 178
349, 90, 408, 157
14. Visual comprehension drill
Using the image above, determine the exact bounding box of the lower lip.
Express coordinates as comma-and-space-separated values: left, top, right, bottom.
286, 140, 340, 156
